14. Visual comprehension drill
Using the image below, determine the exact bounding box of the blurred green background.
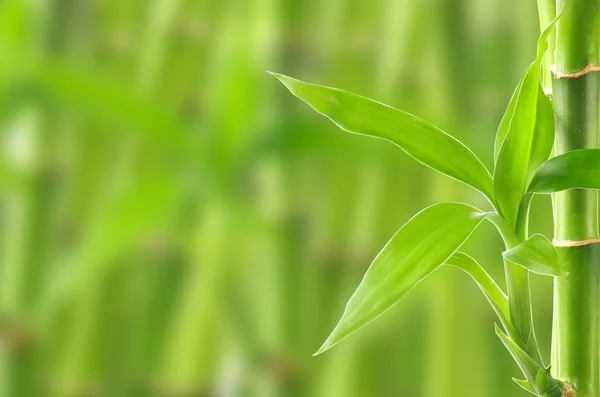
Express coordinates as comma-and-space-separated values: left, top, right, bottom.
0, 0, 557, 395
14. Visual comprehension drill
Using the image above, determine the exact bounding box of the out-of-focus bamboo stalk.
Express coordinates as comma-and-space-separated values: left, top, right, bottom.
426, 1, 488, 396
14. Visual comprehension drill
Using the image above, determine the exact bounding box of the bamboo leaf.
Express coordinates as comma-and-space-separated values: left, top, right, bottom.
528, 149, 600, 193
503, 234, 567, 276
494, 86, 555, 172
315, 203, 486, 355
537, 367, 563, 397
513, 378, 537, 396
493, 17, 558, 227
446, 252, 511, 331
495, 324, 542, 388
270, 72, 494, 200
529, 88, 555, 180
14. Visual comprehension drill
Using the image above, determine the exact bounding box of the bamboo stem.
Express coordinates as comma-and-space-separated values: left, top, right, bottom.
550, 1, 600, 395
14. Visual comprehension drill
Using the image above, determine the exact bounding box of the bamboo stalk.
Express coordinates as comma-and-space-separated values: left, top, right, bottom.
550, 1, 600, 395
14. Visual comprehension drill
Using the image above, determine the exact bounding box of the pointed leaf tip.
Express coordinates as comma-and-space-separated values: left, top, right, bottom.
268, 72, 294, 86
313, 338, 334, 356
316, 203, 485, 353
513, 378, 537, 395
528, 149, 600, 194
495, 323, 543, 390
503, 234, 567, 277
269, 74, 494, 199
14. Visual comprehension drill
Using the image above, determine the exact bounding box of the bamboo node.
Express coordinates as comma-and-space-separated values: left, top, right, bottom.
552, 63, 600, 79
562, 382, 576, 397
553, 238, 600, 247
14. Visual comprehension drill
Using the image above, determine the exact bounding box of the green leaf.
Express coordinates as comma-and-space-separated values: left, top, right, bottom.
495, 324, 543, 389
446, 252, 511, 331
536, 367, 552, 393
528, 149, 600, 193
529, 88, 555, 180
494, 86, 555, 173
270, 72, 494, 200
493, 17, 558, 227
513, 378, 537, 396
503, 234, 567, 276
537, 367, 564, 397
315, 203, 486, 355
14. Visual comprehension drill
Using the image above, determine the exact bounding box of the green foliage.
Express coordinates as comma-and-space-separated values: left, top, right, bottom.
492, 19, 558, 228
503, 234, 567, 276
495, 324, 543, 390
271, 5, 586, 397
528, 149, 600, 193
496, 325, 563, 397
445, 252, 512, 334
314, 203, 486, 355
269, 72, 494, 200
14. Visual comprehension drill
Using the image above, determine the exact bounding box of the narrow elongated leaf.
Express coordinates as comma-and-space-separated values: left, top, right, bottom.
503, 234, 566, 276
494, 85, 555, 170
537, 367, 563, 397
446, 252, 510, 330
528, 149, 600, 193
493, 73, 524, 162
495, 324, 542, 389
513, 378, 537, 396
315, 203, 486, 355
529, 88, 555, 179
493, 17, 558, 227
270, 73, 494, 200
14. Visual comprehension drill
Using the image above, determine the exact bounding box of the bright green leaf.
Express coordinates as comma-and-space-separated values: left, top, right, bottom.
270, 72, 494, 200
493, 17, 558, 227
529, 88, 555, 180
537, 367, 564, 397
446, 252, 512, 332
503, 234, 567, 276
493, 73, 524, 163
513, 378, 537, 396
528, 149, 600, 193
494, 85, 554, 172
495, 324, 542, 389
315, 203, 486, 355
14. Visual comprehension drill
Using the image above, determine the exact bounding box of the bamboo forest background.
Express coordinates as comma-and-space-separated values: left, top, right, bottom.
0, 0, 556, 396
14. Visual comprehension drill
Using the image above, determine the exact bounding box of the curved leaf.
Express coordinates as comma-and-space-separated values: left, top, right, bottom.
513, 378, 537, 396
528, 149, 600, 193
494, 85, 555, 173
446, 252, 511, 330
495, 324, 542, 389
315, 203, 486, 355
493, 17, 558, 227
503, 234, 567, 276
529, 89, 555, 180
270, 73, 494, 200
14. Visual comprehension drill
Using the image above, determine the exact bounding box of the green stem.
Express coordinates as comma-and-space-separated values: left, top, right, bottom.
537, 0, 556, 91
551, 1, 600, 395
488, 209, 544, 365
